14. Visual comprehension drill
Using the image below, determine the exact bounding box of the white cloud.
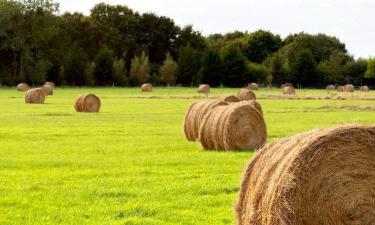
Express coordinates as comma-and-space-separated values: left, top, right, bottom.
58, 0, 375, 58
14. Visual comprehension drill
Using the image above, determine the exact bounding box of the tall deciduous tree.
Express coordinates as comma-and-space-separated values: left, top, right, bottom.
221, 44, 248, 87
365, 58, 375, 79
159, 53, 177, 86
94, 46, 114, 85
199, 48, 223, 87
245, 30, 282, 63
289, 49, 318, 87
176, 44, 199, 86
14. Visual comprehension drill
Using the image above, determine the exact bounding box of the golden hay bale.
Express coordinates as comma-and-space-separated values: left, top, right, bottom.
236, 124, 375, 225
360, 86, 369, 92
25, 88, 45, 104
183, 100, 228, 141
248, 83, 259, 90
326, 85, 335, 91
237, 89, 256, 101
337, 86, 344, 92
44, 81, 55, 88
281, 83, 293, 88
199, 101, 267, 151
344, 84, 355, 92
74, 94, 101, 113
246, 100, 263, 116
282, 86, 295, 95
141, 83, 153, 92
198, 84, 210, 93
17, 83, 29, 92
218, 95, 240, 103
41, 84, 53, 96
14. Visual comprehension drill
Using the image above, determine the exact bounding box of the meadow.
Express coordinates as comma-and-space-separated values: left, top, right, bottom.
0, 87, 374, 225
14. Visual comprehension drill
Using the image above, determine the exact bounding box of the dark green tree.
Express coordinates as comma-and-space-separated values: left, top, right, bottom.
245, 30, 282, 63
221, 45, 248, 87
63, 44, 89, 86
176, 44, 199, 86
94, 46, 114, 85
199, 48, 223, 87
289, 49, 319, 87
365, 58, 375, 79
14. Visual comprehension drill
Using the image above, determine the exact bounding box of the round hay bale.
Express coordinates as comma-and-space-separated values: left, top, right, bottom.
281, 83, 293, 88
25, 88, 45, 104
236, 124, 375, 225
282, 86, 295, 95
237, 89, 256, 101
360, 86, 369, 92
17, 83, 29, 92
344, 84, 355, 92
326, 85, 335, 91
44, 81, 55, 88
141, 83, 153, 92
337, 85, 344, 92
41, 84, 53, 96
245, 100, 263, 116
74, 94, 101, 113
198, 84, 210, 93
248, 83, 259, 90
183, 100, 228, 141
218, 95, 240, 103
199, 101, 267, 151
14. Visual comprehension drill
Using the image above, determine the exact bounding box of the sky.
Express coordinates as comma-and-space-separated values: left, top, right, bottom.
58, 0, 375, 59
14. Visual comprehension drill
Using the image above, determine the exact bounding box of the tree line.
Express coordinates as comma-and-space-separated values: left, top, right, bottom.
0, 0, 374, 88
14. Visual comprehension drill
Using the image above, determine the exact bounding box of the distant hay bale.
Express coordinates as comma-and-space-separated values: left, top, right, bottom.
326, 85, 335, 91
337, 86, 344, 92
74, 94, 101, 113
282, 86, 295, 95
360, 86, 369, 92
41, 84, 53, 96
248, 83, 259, 90
281, 83, 293, 88
44, 81, 55, 88
236, 124, 375, 225
198, 84, 210, 93
183, 100, 228, 141
17, 83, 29, 92
344, 84, 355, 92
25, 88, 45, 104
141, 83, 153, 92
198, 101, 267, 151
218, 95, 240, 103
246, 100, 263, 115
237, 89, 256, 101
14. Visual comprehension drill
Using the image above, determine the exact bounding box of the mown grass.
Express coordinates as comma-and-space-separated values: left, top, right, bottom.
0, 87, 374, 225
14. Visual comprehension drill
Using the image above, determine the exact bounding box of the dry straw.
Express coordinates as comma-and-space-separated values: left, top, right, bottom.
236, 124, 375, 225
199, 101, 267, 151
218, 95, 240, 103
282, 86, 295, 95
183, 100, 228, 141
25, 88, 45, 104
337, 86, 344, 92
44, 81, 55, 88
198, 84, 210, 93
360, 86, 369, 92
74, 94, 101, 112
344, 84, 354, 92
17, 83, 29, 92
141, 83, 153, 92
326, 84, 335, 91
237, 89, 256, 101
41, 84, 53, 95
248, 83, 258, 90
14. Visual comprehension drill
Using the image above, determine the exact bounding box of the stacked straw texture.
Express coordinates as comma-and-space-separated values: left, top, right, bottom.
25, 88, 45, 104
344, 84, 355, 92
74, 94, 101, 113
199, 101, 266, 151
236, 124, 375, 225
141, 83, 153, 92
237, 89, 256, 101
218, 95, 240, 103
184, 100, 228, 141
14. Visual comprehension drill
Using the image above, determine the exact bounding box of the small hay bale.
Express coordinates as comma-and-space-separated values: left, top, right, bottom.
248, 83, 259, 90
281, 83, 293, 88
141, 83, 153, 92
337, 86, 344, 92
183, 100, 228, 141
326, 85, 335, 91
74, 94, 101, 113
198, 84, 210, 93
344, 84, 355, 92
237, 89, 256, 101
44, 81, 55, 88
218, 95, 240, 103
282, 86, 295, 95
25, 88, 45, 104
198, 101, 267, 151
236, 124, 375, 225
17, 83, 29, 92
246, 100, 263, 116
41, 84, 53, 96
360, 86, 369, 92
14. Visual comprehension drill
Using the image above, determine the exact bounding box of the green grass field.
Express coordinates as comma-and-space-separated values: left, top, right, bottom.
0, 87, 374, 225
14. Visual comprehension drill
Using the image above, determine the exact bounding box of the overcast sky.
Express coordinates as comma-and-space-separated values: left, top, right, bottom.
58, 0, 374, 58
